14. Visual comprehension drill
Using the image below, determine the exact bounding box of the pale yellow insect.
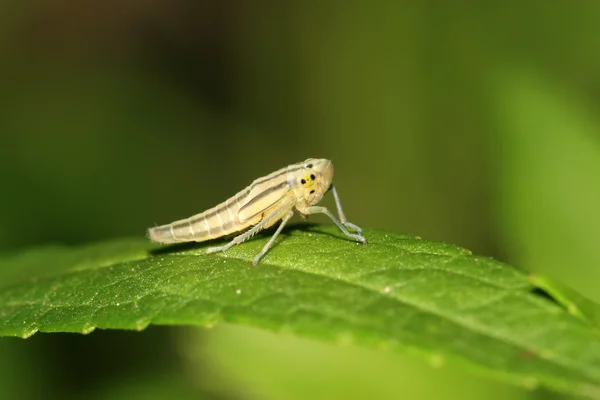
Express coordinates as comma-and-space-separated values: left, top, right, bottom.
148, 158, 366, 265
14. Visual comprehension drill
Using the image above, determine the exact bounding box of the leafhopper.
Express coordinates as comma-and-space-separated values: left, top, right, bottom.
148, 158, 366, 265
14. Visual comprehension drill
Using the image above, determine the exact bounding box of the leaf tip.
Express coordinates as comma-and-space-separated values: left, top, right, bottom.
81, 325, 96, 335
21, 328, 38, 339
136, 319, 150, 332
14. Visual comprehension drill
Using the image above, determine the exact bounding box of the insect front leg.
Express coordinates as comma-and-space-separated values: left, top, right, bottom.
331, 185, 363, 236
303, 204, 367, 244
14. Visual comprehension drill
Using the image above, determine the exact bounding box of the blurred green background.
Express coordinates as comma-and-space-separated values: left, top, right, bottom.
2, 1, 600, 399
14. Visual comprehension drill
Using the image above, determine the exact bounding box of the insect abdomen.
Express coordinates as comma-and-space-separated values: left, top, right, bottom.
148, 190, 251, 244
148, 163, 296, 244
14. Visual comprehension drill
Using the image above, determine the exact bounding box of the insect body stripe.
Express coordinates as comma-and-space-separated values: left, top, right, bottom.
215, 208, 225, 234
190, 202, 227, 223
170, 220, 191, 241
238, 181, 291, 222
188, 220, 194, 239
225, 198, 240, 231
203, 215, 212, 239
205, 207, 220, 237
234, 188, 251, 208
251, 164, 303, 187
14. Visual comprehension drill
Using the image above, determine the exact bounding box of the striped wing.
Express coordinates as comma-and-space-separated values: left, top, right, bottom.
237, 180, 292, 223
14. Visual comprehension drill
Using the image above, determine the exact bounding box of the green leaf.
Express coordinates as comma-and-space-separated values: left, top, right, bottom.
1, 226, 600, 399
529, 274, 600, 331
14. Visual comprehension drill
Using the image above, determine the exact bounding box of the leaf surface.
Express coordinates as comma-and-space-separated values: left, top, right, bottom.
0, 226, 599, 398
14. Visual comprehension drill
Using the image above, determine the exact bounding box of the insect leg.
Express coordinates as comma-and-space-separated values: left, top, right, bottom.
303, 205, 367, 244
252, 210, 294, 266
205, 199, 295, 262
204, 217, 270, 255
331, 185, 363, 236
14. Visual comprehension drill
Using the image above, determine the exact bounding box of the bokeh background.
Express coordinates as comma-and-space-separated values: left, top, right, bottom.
2, 1, 600, 399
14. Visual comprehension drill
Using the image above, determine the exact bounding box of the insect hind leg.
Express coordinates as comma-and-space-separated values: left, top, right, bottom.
204, 219, 267, 255
205, 199, 296, 265
252, 210, 294, 266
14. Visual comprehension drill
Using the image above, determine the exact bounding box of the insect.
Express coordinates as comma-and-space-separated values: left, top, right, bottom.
148, 158, 366, 265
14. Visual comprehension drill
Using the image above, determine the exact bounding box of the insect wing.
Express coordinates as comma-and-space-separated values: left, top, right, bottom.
238, 180, 292, 222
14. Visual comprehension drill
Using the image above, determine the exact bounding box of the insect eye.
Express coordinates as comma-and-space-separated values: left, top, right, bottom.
307, 163, 313, 168
300, 173, 315, 188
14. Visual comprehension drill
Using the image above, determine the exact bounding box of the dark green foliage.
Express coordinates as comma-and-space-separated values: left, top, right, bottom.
1, 226, 599, 398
